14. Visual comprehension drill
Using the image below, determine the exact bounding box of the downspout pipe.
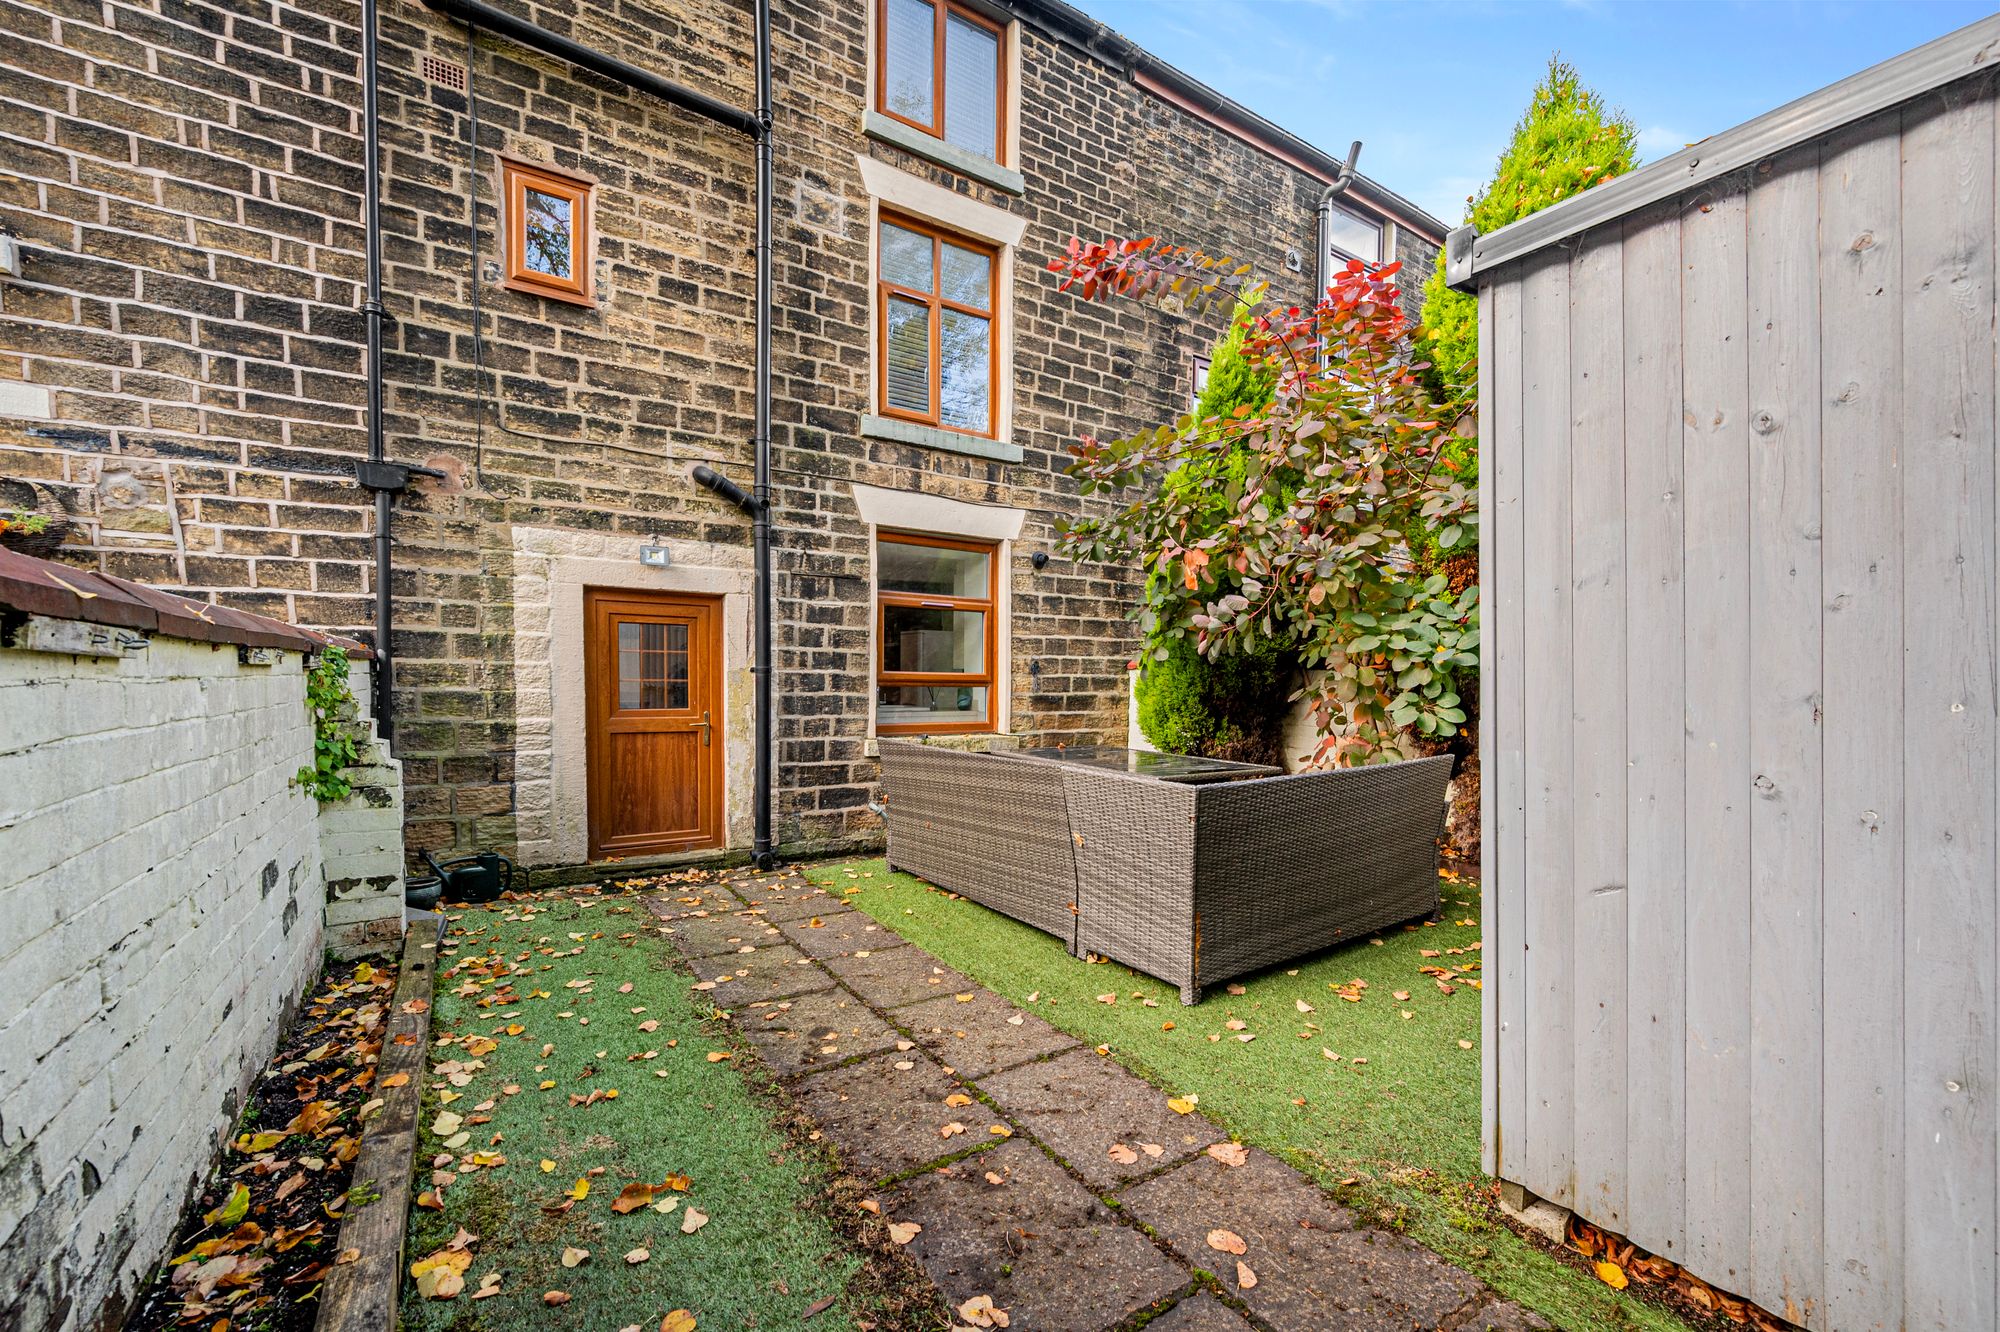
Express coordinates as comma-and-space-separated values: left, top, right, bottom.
1314, 139, 1363, 303
413, 0, 778, 867
749, 0, 777, 869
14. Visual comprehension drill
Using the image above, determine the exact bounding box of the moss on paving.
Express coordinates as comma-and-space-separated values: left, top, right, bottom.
401, 894, 875, 1331
803, 858, 1702, 1332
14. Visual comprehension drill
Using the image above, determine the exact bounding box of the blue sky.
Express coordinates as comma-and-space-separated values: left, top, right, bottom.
1069, 0, 1995, 226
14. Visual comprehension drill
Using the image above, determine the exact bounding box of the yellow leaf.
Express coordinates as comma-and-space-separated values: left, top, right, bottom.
1167, 1097, 1196, 1115
661, 1311, 698, 1332
561, 1246, 589, 1268
570, 1178, 589, 1200
540, 1159, 556, 1172
1594, 1261, 1629, 1290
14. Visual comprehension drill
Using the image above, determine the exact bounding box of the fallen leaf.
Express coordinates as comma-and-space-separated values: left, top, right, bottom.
625, 1247, 650, 1264
661, 1312, 697, 1332
1167, 1097, 1196, 1115
570, 1178, 590, 1200
1207, 1229, 1247, 1255
1207, 1142, 1249, 1167
984, 1171, 1005, 1184
706, 1051, 731, 1063
1236, 1260, 1258, 1289
939, 1122, 966, 1139
544, 1290, 571, 1305
1595, 1261, 1629, 1290
1295, 999, 1314, 1014
957, 1293, 1010, 1327
680, 1206, 709, 1234
561, 1246, 589, 1268
540, 1159, 556, 1172
944, 1093, 973, 1108
611, 1182, 655, 1213
1107, 1143, 1139, 1165
887, 1221, 921, 1245
1458, 1039, 1475, 1050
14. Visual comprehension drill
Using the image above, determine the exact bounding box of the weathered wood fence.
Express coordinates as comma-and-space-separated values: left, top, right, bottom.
1451, 17, 2000, 1330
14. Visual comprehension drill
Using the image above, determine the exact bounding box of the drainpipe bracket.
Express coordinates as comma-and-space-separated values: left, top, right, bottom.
354, 459, 447, 493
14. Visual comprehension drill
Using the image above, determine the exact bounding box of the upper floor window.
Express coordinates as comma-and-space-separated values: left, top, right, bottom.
502, 158, 594, 306
878, 213, 997, 438
1325, 204, 1384, 265
878, 0, 1005, 163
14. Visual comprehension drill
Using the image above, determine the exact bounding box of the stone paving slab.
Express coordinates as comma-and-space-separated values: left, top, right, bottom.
736, 989, 903, 1077
821, 943, 976, 1008
978, 1047, 1222, 1189
884, 1138, 1185, 1332
1145, 1291, 1253, 1331
896, 989, 1079, 1079
641, 883, 745, 919
730, 874, 848, 921
689, 941, 836, 1003
1117, 1150, 1481, 1332
655, 909, 786, 959
774, 909, 905, 959
789, 1051, 980, 1181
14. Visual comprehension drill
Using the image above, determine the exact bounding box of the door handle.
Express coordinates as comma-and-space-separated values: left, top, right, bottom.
699, 709, 712, 747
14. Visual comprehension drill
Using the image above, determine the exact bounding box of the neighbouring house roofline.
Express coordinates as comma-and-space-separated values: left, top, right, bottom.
0, 547, 372, 657
1446, 12, 2000, 292
1005, 0, 1448, 246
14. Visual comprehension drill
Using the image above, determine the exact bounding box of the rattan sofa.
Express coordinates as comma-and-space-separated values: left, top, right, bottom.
877, 739, 1080, 947
1059, 755, 1453, 1003
878, 740, 1452, 1003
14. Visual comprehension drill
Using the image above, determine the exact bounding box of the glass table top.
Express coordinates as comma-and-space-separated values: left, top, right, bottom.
1010, 745, 1282, 784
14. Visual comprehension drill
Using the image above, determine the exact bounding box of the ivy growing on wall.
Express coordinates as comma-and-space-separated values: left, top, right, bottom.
295, 646, 360, 802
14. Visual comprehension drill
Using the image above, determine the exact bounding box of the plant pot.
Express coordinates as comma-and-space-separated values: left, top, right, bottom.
404, 875, 443, 910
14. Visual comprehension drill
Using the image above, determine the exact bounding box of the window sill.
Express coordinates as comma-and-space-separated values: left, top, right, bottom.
861, 413, 1021, 463
864, 110, 1025, 196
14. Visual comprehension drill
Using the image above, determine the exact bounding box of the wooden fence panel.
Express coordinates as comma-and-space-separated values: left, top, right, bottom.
1619, 203, 1688, 1262
1817, 112, 1907, 1332
1743, 146, 1825, 1325
1520, 252, 1576, 1203
1679, 183, 1753, 1282
1568, 230, 1628, 1230
1488, 274, 1529, 1184
1898, 85, 1997, 1332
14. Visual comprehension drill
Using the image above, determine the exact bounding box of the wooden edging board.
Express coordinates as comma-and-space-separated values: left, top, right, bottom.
315, 919, 441, 1332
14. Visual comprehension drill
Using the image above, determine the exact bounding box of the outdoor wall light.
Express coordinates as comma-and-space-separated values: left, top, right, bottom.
639, 540, 672, 569
1030, 550, 1050, 570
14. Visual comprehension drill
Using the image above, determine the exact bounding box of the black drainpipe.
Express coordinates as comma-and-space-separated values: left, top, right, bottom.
1314, 140, 1363, 301
406, 0, 778, 866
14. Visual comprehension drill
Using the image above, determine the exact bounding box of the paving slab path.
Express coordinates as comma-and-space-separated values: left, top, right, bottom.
645, 868, 1549, 1332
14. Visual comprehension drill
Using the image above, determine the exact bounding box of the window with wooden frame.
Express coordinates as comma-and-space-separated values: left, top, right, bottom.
501, 158, 594, 306
875, 532, 998, 734
1325, 203, 1384, 264
878, 213, 998, 437
878, 0, 1006, 163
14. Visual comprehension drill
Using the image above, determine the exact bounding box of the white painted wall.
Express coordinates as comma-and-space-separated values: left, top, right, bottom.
0, 633, 327, 1330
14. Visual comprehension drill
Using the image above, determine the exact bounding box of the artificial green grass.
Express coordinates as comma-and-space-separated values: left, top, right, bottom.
400, 895, 873, 1331
803, 858, 1700, 1332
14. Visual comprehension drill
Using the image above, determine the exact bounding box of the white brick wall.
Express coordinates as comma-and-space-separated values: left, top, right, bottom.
0, 633, 327, 1331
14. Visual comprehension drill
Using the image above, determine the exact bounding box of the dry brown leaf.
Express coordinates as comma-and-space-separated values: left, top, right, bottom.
886, 1221, 921, 1245
560, 1246, 589, 1268
1206, 1229, 1247, 1255
1236, 1260, 1258, 1289
680, 1206, 709, 1234
1206, 1142, 1249, 1167
1107, 1143, 1139, 1165
544, 1290, 571, 1306
625, 1248, 650, 1264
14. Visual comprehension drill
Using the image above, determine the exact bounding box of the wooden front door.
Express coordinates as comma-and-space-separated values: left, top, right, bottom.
585, 589, 724, 858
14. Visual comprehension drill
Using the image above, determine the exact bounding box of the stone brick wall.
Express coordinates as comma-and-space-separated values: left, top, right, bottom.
1, 0, 1443, 862
0, 631, 326, 1332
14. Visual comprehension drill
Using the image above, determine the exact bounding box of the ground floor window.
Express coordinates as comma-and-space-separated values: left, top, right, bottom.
875, 531, 997, 733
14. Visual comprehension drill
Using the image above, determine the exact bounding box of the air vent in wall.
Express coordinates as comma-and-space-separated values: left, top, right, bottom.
421, 54, 467, 92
